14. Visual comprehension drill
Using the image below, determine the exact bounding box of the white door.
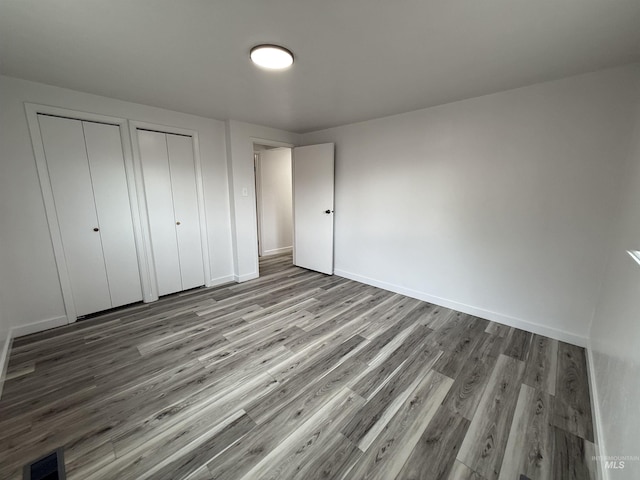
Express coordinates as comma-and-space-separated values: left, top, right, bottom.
138, 130, 183, 296
166, 134, 205, 290
38, 115, 142, 316
39, 115, 112, 316
292, 143, 335, 275
138, 130, 205, 296
83, 122, 143, 308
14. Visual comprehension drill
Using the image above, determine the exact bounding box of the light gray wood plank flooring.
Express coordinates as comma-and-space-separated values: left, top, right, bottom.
0, 253, 597, 479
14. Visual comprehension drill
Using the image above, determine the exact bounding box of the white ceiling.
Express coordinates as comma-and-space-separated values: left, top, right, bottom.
1, 0, 639, 133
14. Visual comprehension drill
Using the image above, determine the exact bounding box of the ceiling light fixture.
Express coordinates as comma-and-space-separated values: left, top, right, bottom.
250, 45, 294, 70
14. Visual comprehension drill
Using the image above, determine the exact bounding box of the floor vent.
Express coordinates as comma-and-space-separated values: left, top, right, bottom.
23, 448, 66, 480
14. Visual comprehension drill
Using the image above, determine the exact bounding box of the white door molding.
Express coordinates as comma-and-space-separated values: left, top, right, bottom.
250, 138, 294, 149
254, 152, 264, 257
249, 138, 295, 275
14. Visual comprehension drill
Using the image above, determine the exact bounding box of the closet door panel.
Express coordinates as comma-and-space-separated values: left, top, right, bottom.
138, 130, 182, 296
38, 115, 112, 316
167, 134, 205, 290
83, 121, 142, 307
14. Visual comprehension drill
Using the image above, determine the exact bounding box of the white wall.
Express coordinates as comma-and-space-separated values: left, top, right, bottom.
256, 148, 293, 256
0, 75, 234, 338
302, 65, 640, 344
225, 120, 300, 281
589, 86, 640, 480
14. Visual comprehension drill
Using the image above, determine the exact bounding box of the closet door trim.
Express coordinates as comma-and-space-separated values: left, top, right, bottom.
129, 120, 211, 301
25, 103, 149, 323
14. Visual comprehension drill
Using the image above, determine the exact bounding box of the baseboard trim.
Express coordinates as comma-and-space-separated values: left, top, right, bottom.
586, 341, 608, 480
262, 246, 293, 256
234, 271, 259, 283
0, 314, 68, 399
334, 268, 587, 347
209, 275, 235, 287
0, 332, 12, 400
10, 315, 68, 339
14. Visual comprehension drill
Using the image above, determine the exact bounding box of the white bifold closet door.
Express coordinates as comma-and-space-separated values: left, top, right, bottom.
38, 115, 142, 317
138, 130, 205, 296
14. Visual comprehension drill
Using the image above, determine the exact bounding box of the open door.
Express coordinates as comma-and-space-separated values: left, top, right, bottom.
293, 143, 335, 274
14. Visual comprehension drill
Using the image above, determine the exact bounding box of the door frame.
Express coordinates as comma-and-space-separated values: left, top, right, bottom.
254, 151, 264, 257
249, 138, 295, 275
25, 103, 148, 324
130, 121, 212, 301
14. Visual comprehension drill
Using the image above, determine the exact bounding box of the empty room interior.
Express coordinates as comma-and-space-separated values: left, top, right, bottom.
1, 1, 640, 479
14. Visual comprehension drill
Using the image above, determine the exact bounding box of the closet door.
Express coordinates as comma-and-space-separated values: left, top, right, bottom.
38, 115, 112, 316
166, 134, 205, 290
138, 130, 205, 296
138, 130, 183, 296
83, 122, 142, 307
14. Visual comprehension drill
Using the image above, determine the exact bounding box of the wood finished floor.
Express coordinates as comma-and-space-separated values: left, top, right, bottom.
0, 253, 597, 480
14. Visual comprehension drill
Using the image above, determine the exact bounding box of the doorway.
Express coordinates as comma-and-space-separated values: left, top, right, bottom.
254, 144, 294, 274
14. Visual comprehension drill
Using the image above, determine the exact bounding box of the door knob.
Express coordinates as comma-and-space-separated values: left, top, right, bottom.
176, 221, 181, 225
324, 209, 333, 214
93, 227, 99, 232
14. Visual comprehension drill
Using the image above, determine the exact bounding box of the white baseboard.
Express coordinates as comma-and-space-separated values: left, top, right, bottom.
262, 246, 293, 256
208, 275, 235, 287
586, 341, 608, 480
10, 315, 68, 338
0, 314, 67, 400
234, 271, 259, 283
334, 268, 588, 347
0, 332, 12, 400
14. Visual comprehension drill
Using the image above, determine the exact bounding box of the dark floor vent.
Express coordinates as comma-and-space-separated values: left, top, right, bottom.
23, 448, 66, 480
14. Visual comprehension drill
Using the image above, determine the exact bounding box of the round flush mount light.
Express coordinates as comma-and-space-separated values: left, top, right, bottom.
250, 45, 294, 70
